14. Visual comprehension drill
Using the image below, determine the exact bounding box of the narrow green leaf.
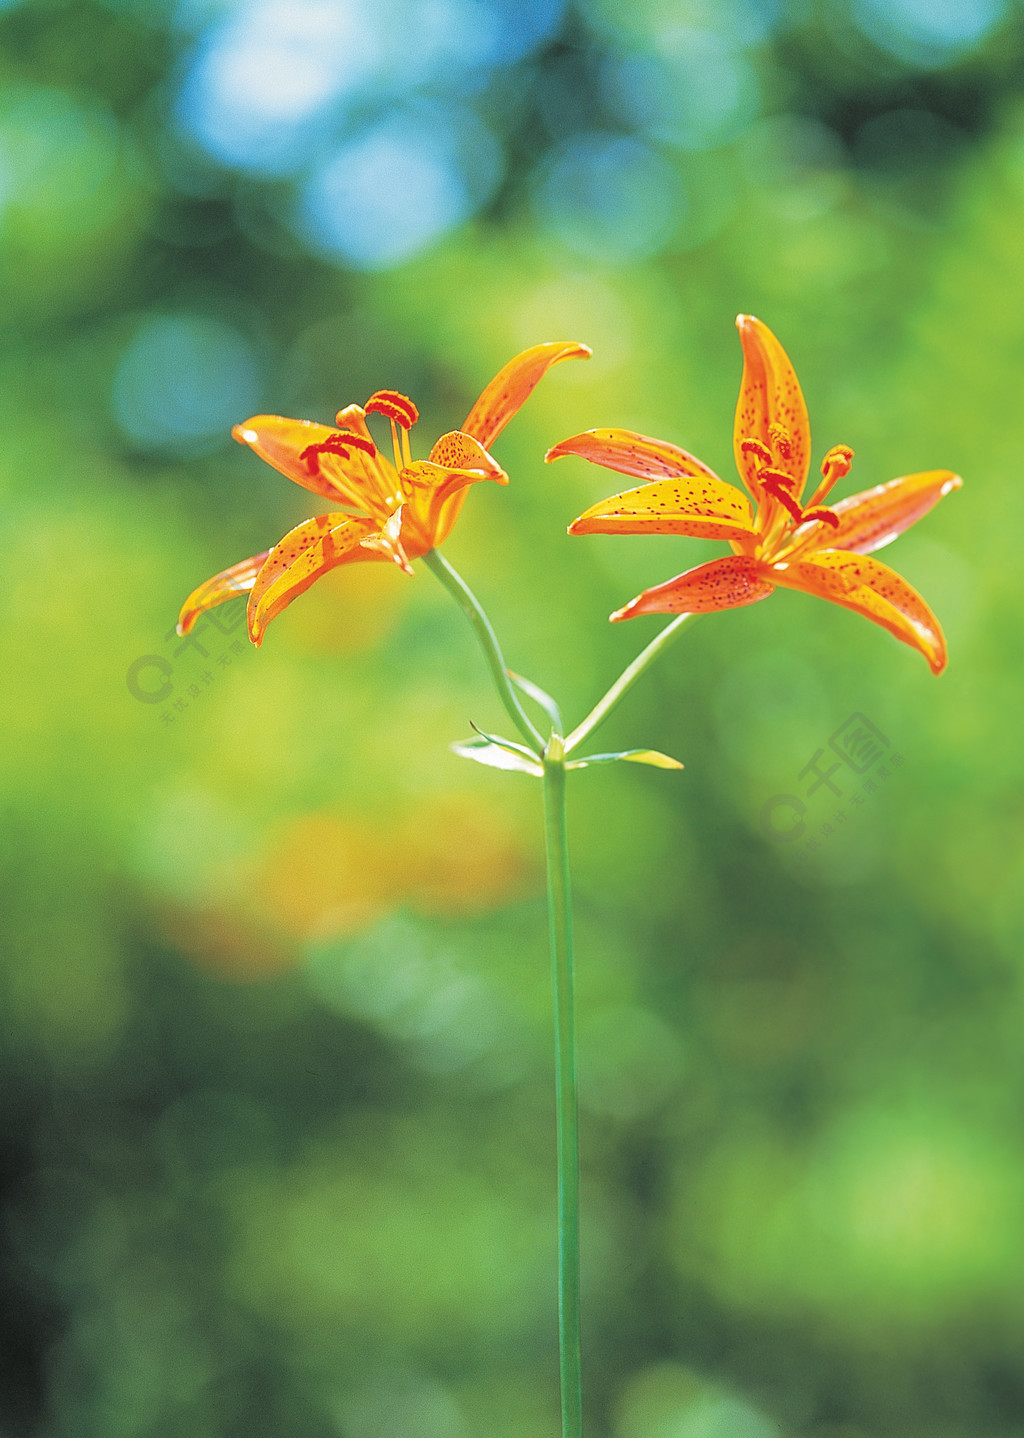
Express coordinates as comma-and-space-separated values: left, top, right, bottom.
621, 748, 684, 769
469, 721, 543, 762
451, 736, 543, 776
566, 748, 684, 771
507, 669, 564, 735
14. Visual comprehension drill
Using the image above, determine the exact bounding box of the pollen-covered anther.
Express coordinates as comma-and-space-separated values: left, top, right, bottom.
820, 444, 854, 480
801, 506, 840, 528
768, 422, 793, 462
740, 438, 773, 467
806, 442, 855, 508
761, 474, 805, 524
301, 432, 376, 475
365, 390, 419, 429
758, 466, 797, 491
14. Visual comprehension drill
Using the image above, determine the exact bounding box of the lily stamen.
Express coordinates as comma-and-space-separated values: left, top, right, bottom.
761, 473, 805, 525
364, 389, 421, 483
776, 511, 841, 562
759, 463, 841, 545
300, 431, 375, 476
740, 437, 773, 468
365, 390, 419, 429
802, 506, 840, 528
389, 417, 404, 472
759, 466, 797, 491
806, 443, 854, 509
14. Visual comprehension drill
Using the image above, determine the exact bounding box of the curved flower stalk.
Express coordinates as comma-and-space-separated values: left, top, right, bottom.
178, 341, 591, 646
548, 315, 962, 674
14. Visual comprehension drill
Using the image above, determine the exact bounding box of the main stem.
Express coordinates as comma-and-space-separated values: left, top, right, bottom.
422, 548, 544, 751
543, 738, 582, 1438
564, 612, 700, 754
425, 554, 702, 1438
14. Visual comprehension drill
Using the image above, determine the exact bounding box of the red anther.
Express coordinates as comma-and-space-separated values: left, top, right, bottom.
802, 506, 841, 528
758, 466, 797, 490
820, 444, 854, 479
740, 437, 773, 467
365, 390, 419, 429
761, 475, 804, 524
301, 431, 376, 474
768, 422, 793, 462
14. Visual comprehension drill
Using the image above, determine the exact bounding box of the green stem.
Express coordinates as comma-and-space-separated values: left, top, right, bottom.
564, 613, 700, 754
543, 736, 582, 1438
424, 554, 697, 1438
422, 548, 544, 751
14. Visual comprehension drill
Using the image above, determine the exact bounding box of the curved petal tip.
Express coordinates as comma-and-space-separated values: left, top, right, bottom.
461, 341, 592, 449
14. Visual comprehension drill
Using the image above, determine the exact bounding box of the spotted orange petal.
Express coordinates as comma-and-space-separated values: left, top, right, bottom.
461, 342, 591, 450
233, 415, 387, 508
770, 549, 947, 673
569, 476, 757, 543
247, 513, 381, 646
400, 454, 504, 553
246, 513, 353, 623
733, 315, 811, 501
427, 430, 508, 483
546, 428, 722, 486
611, 554, 776, 621
177, 551, 271, 635
828, 470, 962, 555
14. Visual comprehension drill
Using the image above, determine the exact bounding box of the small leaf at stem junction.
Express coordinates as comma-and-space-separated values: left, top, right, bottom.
452, 735, 544, 776
566, 748, 684, 771
469, 721, 544, 761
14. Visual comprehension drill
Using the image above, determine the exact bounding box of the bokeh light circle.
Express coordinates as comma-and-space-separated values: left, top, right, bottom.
297, 105, 502, 270
532, 132, 683, 261
850, 0, 1007, 67
111, 312, 262, 450
603, 29, 759, 151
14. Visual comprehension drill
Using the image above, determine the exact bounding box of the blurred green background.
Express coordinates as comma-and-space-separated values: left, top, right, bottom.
0, 0, 1020, 1433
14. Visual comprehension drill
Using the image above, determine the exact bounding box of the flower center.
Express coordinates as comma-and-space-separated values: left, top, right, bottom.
739, 434, 853, 555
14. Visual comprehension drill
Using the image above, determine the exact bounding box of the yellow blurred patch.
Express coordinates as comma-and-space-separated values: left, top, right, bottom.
258, 813, 395, 940
398, 793, 535, 916
280, 561, 408, 654
252, 794, 536, 942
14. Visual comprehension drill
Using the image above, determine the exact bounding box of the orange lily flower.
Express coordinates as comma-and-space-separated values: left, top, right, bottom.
179, 341, 591, 645
548, 316, 961, 674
